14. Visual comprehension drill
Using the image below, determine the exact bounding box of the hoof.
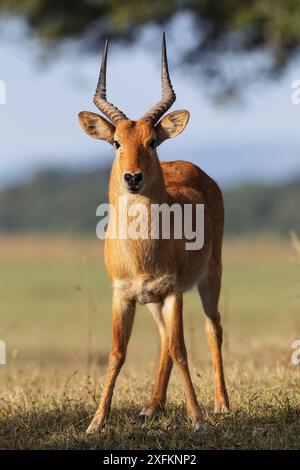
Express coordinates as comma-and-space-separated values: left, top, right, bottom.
138, 413, 147, 422
139, 403, 163, 420
214, 404, 230, 415
139, 407, 155, 419
86, 418, 106, 435
193, 420, 210, 432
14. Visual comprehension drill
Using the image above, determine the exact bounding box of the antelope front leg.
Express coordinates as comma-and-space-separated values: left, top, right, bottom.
163, 292, 204, 429
86, 290, 135, 434
140, 303, 173, 418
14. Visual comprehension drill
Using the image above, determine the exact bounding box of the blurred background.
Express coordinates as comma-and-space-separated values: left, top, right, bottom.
0, 1, 299, 373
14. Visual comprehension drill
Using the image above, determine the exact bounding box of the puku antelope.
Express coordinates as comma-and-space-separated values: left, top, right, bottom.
78, 34, 229, 433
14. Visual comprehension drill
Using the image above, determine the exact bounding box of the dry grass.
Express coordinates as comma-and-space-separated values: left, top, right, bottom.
0, 236, 300, 449
1, 365, 299, 449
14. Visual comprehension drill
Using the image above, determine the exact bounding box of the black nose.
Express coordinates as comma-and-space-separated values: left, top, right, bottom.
123, 172, 144, 189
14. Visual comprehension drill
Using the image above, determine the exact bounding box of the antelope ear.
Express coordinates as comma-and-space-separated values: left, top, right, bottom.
78, 111, 115, 144
155, 110, 190, 145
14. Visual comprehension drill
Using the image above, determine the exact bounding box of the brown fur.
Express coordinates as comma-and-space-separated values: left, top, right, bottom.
78, 113, 229, 433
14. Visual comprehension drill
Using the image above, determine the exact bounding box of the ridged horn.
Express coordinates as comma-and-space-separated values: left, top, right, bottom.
142, 32, 176, 123
93, 39, 127, 125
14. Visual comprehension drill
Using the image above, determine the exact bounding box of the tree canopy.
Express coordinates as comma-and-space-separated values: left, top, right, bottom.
1, 0, 300, 96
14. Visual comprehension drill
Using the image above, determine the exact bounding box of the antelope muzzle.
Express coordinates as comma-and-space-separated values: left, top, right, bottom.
123, 172, 144, 193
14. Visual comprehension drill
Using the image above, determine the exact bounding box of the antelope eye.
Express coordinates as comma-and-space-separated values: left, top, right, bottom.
113, 140, 121, 149
149, 139, 156, 149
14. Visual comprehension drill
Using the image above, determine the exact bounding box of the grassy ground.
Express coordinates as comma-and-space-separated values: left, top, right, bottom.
0, 236, 299, 449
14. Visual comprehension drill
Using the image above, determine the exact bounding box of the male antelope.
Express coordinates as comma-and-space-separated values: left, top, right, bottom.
79, 34, 229, 433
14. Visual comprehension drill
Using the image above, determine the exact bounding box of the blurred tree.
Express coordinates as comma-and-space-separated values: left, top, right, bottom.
0, 166, 300, 235
1, 0, 300, 97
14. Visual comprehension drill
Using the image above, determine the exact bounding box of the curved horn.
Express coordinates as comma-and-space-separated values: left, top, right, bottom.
93, 39, 127, 125
142, 32, 176, 123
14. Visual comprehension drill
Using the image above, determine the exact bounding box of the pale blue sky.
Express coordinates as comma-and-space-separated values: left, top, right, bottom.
0, 19, 299, 188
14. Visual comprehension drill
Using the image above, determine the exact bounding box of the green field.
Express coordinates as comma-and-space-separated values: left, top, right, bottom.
0, 236, 299, 449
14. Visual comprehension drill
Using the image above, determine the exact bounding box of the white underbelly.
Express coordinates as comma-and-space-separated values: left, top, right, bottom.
113, 274, 177, 304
